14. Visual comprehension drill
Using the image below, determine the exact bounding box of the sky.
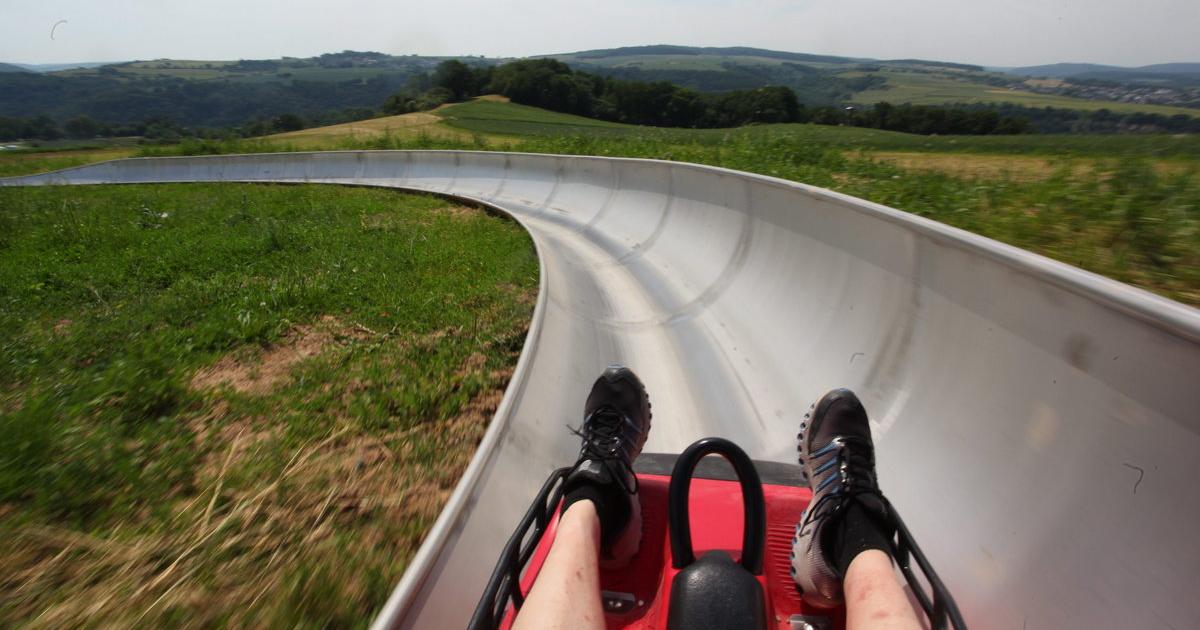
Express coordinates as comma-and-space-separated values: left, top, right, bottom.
2, 0, 1198, 68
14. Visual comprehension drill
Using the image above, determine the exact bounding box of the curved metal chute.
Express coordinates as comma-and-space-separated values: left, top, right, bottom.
5, 151, 1199, 629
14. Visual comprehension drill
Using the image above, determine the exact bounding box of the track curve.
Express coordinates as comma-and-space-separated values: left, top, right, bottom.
5, 151, 1199, 629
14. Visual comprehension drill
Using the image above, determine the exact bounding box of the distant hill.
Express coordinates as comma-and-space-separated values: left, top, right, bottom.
2, 47, 1197, 131
1136, 63, 1200, 74
547, 46, 1195, 114
1005, 63, 1122, 78
16, 62, 119, 73
543, 45, 989, 105
1005, 62, 1200, 85
0, 52, 451, 127
555, 45, 865, 66
549, 45, 981, 72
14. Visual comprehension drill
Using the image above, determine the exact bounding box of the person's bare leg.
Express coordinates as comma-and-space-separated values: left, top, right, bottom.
514, 366, 651, 629
844, 549, 922, 630
511, 500, 605, 630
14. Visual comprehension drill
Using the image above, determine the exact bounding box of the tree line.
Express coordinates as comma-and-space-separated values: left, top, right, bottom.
956, 102, 1200, 134
0, 71, 410, 128
0, 107, 376, 143
386, 59, 1032, 135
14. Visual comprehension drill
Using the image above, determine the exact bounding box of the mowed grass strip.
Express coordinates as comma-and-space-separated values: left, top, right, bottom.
0, 183, 538, 627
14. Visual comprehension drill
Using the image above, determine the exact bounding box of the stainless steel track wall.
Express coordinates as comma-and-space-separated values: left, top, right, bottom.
6, 151, 1200, 629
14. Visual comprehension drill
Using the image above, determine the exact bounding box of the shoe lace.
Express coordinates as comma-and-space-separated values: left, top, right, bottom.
567, 406, 639, 495
799, 435, 882, 534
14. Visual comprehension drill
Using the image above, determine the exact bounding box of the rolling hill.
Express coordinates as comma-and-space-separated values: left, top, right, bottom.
2, 46, 1198, 132
1006, 62, 1200, 79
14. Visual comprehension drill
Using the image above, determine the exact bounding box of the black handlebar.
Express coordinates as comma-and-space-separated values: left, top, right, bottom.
667, 437, 766, 574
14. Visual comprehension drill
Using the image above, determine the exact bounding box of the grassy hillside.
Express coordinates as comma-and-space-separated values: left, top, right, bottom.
436, 99, 1200, 159
0, 183, 537, 627
437, 99, 633, 136
0, 52, 468, 127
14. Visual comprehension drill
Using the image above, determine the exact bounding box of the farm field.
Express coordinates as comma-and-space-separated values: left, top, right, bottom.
848, 69, 1200, 117
262, 111, 474, 148
0, 183, 537, 627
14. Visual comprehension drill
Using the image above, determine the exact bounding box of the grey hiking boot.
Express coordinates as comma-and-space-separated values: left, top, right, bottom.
563, 365, 652, 568
790, 389, 894, 608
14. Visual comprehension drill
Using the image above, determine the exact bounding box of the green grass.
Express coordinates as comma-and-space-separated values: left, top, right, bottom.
0, 147, 138, 178
852, 69, 1200, 117
722, 124, 1200, 160
437, 99, 1200, 160
0, 183, 537, 627
438, 99, 636, 136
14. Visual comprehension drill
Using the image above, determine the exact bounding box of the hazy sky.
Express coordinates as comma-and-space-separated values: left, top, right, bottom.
3, 0, 1198, 67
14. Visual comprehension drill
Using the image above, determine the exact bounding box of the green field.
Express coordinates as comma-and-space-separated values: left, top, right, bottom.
433, 100, 1200, 159
850, 69, 1200, 117
0, 183, 537, 627
0, 147, 138, 178
438, 99, 634, 136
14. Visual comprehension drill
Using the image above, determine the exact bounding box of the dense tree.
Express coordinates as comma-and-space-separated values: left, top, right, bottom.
488, 59, 595, 116
432, 60, 476, 101
704, 86, 800, 126
271, 113, 304, 132
64, 115, 102, 138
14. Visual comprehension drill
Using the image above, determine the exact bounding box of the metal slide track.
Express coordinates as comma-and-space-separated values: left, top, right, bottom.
5, 151, 1199, 628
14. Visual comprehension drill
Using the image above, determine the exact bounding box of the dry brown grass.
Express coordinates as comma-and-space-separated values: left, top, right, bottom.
190, 316, 368, 396
259, 96, 514, 149
261, 107, 472, 149
1, 313, 528, 628
865, 151, 1192, 182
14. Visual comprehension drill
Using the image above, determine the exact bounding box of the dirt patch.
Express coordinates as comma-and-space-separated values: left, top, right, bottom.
261, 110, 474, 148
52, 319, 72, 336
433, 205, 482, 220
455, 352, 488, 379
190, 317, 347, 396
500, 282, 537, 306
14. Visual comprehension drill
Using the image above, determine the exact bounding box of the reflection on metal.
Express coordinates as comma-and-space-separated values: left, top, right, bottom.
5, 151, 1199, 629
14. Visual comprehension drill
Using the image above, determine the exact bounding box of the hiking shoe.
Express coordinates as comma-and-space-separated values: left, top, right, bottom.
790, 389, 894, 608
563, 365, 652, 568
